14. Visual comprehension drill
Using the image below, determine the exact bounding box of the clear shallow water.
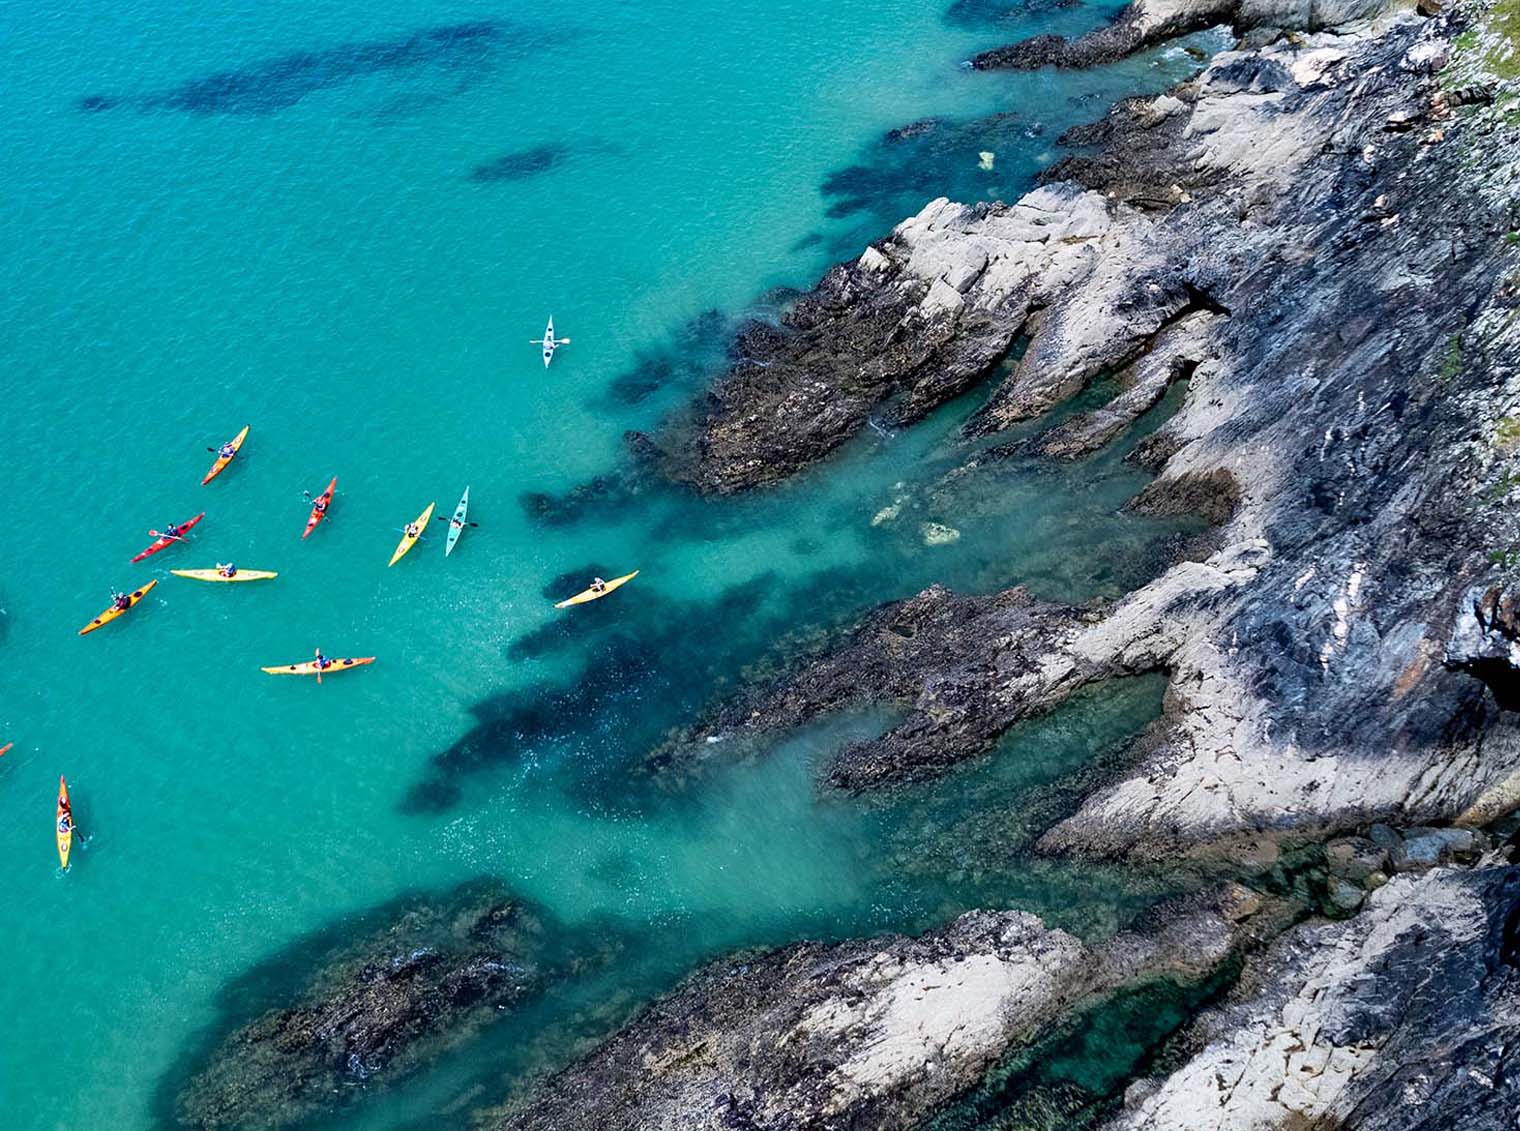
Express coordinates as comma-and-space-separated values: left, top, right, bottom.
0, 2, 1210, 1127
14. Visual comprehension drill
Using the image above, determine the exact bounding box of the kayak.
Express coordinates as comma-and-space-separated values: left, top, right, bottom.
131, 512, 204, 562
171, 568, 278, 583
79, 578, 158, 636
389, 502, 436, 566
202, 424, 250, 485
303, 477, 337, 539
554, 570, 639, 608
0, 742, 11, 758
262, 656, 375, 676
445, 487, 469, 557
56, 776, 72, 870
536, 315, 569, 368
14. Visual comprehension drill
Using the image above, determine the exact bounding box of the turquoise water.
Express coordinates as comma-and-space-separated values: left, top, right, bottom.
0, 2, 1213, 1127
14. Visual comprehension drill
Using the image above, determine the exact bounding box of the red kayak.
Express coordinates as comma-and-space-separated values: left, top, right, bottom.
131, 512, 204, 562
303, 477, 337, 539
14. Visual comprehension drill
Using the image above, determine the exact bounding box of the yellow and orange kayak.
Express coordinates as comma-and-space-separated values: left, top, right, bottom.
554, 570, 639, 608
261, 656, 375, 676
171, 569, 278, 583
78, 579, 158, 636
202, 424, 250, 485
57, 776, 72, 870
388, 503, 435, 566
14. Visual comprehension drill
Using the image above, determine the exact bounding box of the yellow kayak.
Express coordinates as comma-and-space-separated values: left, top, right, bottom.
388, 502, 435, 566
262, 657, 375, 675
554, 570, 639, 608
202, 424, 250, 485
57, 776, 72, 870
171, 568, 278, 582
78, 579, 158, 636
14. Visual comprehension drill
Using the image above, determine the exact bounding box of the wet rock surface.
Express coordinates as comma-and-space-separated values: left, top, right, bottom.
1106, 863, 1520, 1131
490, 886, 1290, 1131
173, 882, 597, 1130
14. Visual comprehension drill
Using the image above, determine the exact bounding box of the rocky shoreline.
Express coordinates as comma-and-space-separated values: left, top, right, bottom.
565, 0, 1520, 1125
182, 1, 1520, 1127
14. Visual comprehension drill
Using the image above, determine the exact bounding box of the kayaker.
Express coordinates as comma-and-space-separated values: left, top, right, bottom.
590, 576, 608, 594
111, 591, 131, 611
218, 562, 237, 578
218, 441, 236, 459
404, 523, 420, 539
313, 648, 332, 671
162, 522, 182, 539
57, 800, 73, 836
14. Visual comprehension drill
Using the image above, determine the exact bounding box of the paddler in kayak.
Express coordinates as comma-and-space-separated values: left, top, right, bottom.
57, 795, 74, 839
217, 562, 238, 578
110, 590, 132, 612
589, 576, 608, 594
313, 648, 333, 671
216, 440, 237, 460
161, 521, 184, 540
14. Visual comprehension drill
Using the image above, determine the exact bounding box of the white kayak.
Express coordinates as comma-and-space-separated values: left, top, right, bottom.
535, 315, 570, 368
445, 486, 470, 556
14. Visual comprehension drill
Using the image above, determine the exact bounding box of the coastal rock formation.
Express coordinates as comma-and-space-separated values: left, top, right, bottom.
968, 0, 1399, 71
645, 7, 1520, 864
490, 886, 1290, 1131
175, 883, 584, 1131
1106, 863, 1520, 1131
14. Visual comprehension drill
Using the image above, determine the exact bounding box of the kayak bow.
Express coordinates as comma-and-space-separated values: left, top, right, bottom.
171, 568, 277, 583
202, 424, 250, 485
261, 657, 375, 676
79, 579, 158, 636
388, 502, 435, 566
554, 570, 639, 608
303, 477, 337, 539
131, 512, 204, 562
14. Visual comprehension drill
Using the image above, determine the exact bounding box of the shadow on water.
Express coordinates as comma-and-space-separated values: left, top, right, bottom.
468, 143, 571, 183
77, 20, 529, 116
944, 0, 1085, 30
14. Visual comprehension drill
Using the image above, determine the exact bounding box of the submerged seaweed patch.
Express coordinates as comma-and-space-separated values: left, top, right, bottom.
470, 143, 570, 182
944, 0, 1082, 28
79, 20, 513, 116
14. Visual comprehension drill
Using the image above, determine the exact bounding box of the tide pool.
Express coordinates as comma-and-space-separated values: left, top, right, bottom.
0, 1, 1211, 1127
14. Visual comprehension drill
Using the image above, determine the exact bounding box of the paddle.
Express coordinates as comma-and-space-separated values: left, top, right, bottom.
148, 530, 188, 543
434, 517, 480, 527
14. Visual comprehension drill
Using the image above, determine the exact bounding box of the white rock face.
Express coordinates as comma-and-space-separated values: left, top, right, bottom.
1105, 868, 1496, 1131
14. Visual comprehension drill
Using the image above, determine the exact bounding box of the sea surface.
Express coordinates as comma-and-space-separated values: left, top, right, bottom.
0, 2, 1217, 1127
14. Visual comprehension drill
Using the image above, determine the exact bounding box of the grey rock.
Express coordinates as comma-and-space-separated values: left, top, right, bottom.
1104, 865, 1520, 1131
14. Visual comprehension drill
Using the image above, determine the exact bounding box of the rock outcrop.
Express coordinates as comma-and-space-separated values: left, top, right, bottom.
490, 886, 1290, 1131
643, 8, 1520, 864
968, 0, 1400, 71
1106, 863, 1520, 1131
175, 883, 593, 1131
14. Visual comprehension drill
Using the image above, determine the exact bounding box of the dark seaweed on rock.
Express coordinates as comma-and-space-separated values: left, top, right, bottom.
470, 143, 569, 183
79, 20, 511, 116
168, 881, 587, 1131
821, 111, 1039, 221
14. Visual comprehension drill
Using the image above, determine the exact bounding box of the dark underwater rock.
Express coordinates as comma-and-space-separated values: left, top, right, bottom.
174, 882, 585, 1130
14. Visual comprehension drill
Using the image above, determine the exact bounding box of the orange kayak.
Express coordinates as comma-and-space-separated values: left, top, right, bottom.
79, 579, 158, 636
261, 656, 375, 676
303, 477, 337, 539
0, 742, 12, 758
57, 776, 72, 870
202, 424, 250, 485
